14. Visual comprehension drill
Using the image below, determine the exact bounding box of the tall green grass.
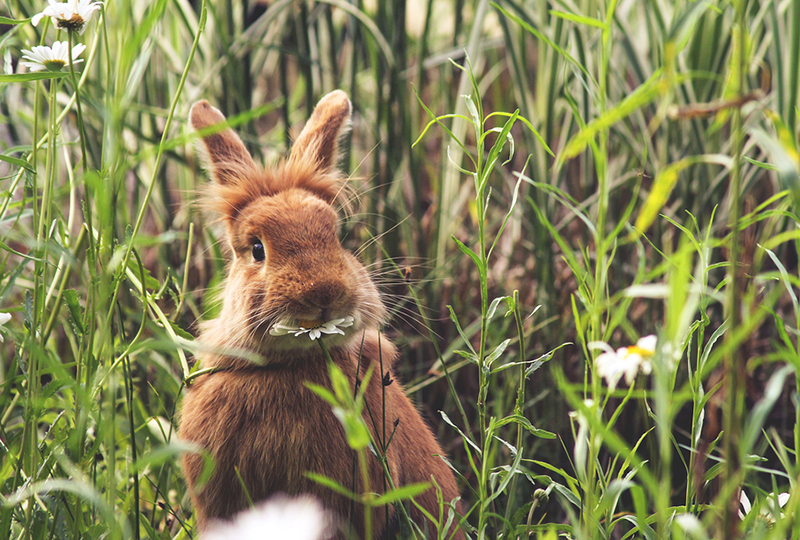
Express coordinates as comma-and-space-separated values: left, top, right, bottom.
1, 0, 799, 538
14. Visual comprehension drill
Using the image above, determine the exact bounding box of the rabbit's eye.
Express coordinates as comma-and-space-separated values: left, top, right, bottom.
252, 241, 266, 262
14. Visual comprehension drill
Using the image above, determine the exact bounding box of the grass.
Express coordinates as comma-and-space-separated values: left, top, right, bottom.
2, 0, 800, 538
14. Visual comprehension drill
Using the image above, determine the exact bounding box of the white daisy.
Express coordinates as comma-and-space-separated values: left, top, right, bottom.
20, 41, 86, 72
589, 334, 656, 391
0, 312, 10, 343
204, 496, 333, 540
32, 0, 103, 35
739, 490, 790, 522
568, 399, 595, 480
269, 316, 354, 341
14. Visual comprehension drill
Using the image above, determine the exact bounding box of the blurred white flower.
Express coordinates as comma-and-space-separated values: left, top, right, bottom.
569, 399, 594, 481
0, 312, 10, 343
20, 41, 86, 72
589, 334, 656, 391
32, 0, 103, 35
204, 496, 334, 540
270, 316, 354, 340
739, 490, 790, 523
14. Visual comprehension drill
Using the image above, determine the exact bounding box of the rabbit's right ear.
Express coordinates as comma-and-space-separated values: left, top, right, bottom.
190, 100, 258, 185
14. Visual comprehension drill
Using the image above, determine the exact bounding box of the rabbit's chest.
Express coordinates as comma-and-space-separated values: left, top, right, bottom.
186, 369, 355, 492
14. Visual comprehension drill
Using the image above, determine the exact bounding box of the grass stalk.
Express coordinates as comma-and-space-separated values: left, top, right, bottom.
4, 2, 800, 539
720, 0, 748, 536
103, 0, 207, 327
503, 290, 526, 525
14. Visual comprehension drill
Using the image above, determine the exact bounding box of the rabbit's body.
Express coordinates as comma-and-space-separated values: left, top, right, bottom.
181, 334, 455, 538
179, 91, 463, 538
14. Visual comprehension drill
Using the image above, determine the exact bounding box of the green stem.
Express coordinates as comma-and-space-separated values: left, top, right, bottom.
721, 1, 748, 536
42, 227, 88, 342
67, 31, 89, 170
103, 0, 207, 327
475, 117, 491, 537
503, 290, 526, 526
67, 30, 95, 256
359, 447, 373, 540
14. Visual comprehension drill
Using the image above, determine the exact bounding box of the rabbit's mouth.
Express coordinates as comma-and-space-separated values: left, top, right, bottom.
268, 315, 355, 342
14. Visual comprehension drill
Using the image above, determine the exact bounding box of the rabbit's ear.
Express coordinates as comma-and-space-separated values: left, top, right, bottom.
288, 90, 352, 173
190, 100, 258, 185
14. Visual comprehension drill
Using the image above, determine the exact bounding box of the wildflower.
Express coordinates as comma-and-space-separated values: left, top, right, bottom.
269, 316, 354, 341
32, 0, 103, 35
20, 41, 86, 72
569, 399, 595, 481
589, 334, 656, 391
739, 490, 790, 523
204, 496, 333, 540
0, 313, 10, 343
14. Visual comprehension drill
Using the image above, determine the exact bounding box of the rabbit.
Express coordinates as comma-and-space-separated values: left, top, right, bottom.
178, 90, 464, 540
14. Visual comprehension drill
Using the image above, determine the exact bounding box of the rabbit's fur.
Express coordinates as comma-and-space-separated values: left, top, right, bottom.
179, 91, 463, 539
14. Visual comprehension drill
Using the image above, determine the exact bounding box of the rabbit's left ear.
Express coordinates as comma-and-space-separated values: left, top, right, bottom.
288, 90, 352, 173
190, 100, 259, 185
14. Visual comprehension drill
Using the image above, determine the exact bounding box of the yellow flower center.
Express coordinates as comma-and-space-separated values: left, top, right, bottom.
626, 345, 654, 358
297, 319, 323, 329
57, 14, 86, 32
43, 59, 67, 71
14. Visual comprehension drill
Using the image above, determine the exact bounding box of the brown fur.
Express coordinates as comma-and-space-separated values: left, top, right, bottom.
179, 91, 463, 539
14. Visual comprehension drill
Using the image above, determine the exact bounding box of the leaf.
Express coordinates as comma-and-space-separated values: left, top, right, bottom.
0, 16, 31, 24
0, 153, 33, 172
440, 411, 481, 455
479, 109, 519, 192
549, 9, 605, 29
486, 111, 553, 156
0, 239, 47, 262
632, 154, 732, 237
492, 2, 593, 84
550, 482, 581, 509
168, 320, 193, 341
452, 349, 478, 363
130, 440, 197, 474
305, 472, 357, 500
495, 414, 556, 439
560, 71, 667, 162
629, 484, 658, 539
761, 245, 799, 325
64, 289, 85, 335
305, 382, 338, 408
451, 235, 483, 270
0, 72, 69, 83
328, 361, 355, 403
487, 296, 512, 321
666, 1, 715, 53
371, 482, 431, 506
333, 406, 371, 450
742, 365, 794, 454
524, 342, 568, 377
412, 113, 472, 149
485, 436, 524, 506
749, 122, 800, 211
447, 306, 477, 356
464, 94, 481, 127
485, 339, 511, 368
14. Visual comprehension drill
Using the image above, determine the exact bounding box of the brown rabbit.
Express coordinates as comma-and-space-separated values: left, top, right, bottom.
179, 91, 464, 539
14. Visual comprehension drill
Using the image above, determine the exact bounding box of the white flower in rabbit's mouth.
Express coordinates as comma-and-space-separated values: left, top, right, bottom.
32, 0, 103, 34
20, 41, 86, 72
269, 316, 354, 341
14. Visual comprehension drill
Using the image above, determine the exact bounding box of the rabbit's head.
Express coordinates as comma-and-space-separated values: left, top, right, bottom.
191, 91, 385, 360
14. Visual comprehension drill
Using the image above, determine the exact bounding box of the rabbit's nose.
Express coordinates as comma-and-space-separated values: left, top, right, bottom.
305, 280, 346, 309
